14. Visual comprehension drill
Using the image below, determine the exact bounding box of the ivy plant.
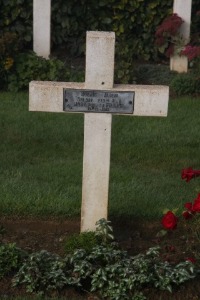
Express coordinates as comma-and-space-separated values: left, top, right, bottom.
12, 219, 198, 299
0, 243, 27, 278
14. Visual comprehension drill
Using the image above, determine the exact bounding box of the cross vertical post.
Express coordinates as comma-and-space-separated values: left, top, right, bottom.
33, 0, 51, 59
81, 32, 115, 231
170, 0, 192, 72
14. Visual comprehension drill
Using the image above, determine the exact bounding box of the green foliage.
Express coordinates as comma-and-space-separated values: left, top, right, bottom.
170, 73, 200, 96
66, 237, 197, 299
64, 218, 114, 254
13, 250, 67, 295
0, 0, 174, 62
134, 63, 200, 97
1, 1, 199, 84
0, 32, 21, 58
1, 0, 199, 66
191, 0, 200, 45
90, 246, 196, 299
12, 220, 198, 299
64, 231, 99, 254
190, 56, 200, 76
0, 32, 21, 89
0, 243, 27, 278
5, 52, 69, 92
134, 63, 177, 85
95, 218, 114, 244
111, 0, 173, 62
0, 0, 32, 45
114, 37, 136, 83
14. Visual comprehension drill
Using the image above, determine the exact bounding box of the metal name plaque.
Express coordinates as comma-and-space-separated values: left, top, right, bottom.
63, 89, 134, 114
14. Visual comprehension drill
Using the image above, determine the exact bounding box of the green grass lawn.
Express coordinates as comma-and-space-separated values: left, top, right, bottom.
0, 92, 200, 219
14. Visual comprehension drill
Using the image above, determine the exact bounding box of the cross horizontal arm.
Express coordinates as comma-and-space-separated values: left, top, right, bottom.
29, 81, 169, 117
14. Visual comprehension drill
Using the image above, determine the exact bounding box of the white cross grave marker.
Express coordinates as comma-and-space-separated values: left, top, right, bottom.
170, 0, 192, 73
29, 31, 169, 232
33, 0, 51, 59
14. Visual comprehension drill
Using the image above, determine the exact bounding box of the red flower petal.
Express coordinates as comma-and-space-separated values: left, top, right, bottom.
186, 257, 196, 264
182, 210, 193, 219
181, 167, 195, 182
184, 202, 193, 211
161, 211, 178, 230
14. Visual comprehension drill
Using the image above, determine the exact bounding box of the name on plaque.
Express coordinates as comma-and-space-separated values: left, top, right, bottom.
63, 89, 135, 114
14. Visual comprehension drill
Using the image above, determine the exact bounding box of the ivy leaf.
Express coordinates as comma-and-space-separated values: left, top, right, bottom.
99, 1, 107, 6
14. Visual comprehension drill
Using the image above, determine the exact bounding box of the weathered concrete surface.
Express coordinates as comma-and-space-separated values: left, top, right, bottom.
29, 82, 169, 117
81, 113, 112, 231
173, 0, 192, 40
170, 55, 188, 73
81, 32, 114, 231
33, 0, 51, 58
170, 0, 192, 72
85, 31, 115, 90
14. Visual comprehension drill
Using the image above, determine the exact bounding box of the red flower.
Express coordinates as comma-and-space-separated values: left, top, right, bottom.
186, 257, 196, 264
161, 211, 178, 230
183, 201, 196, 219
155, 13, 183, 49
181, 167, 200, 182
182, 210, 193, 219
192, 194, 200, 212
155, 13, 183, 37
184, 202, 193, 210
181, 45, 200, 61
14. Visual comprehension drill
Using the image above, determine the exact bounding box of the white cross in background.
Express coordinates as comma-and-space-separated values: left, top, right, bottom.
33, 0, 51, 58
170, 0, 192, 72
